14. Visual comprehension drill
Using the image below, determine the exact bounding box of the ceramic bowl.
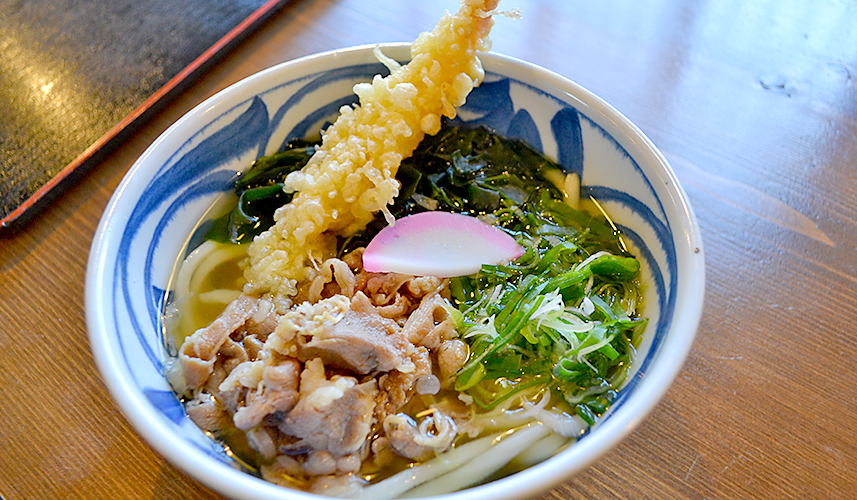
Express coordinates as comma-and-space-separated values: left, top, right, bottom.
86, 43, 705, 500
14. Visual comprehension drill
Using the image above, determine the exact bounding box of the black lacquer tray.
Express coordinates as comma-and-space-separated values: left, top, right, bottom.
0, 0, 292, 233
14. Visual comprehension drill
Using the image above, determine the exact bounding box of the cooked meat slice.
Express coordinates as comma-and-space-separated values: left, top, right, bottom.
301, 450, 362, 476
279, 362, 378, 456
403, 276, 446, 299
307, 258, 357, 302
184, 392, 231, 431
401, 291, 457, 349
437, 339, 469, 384
383, 411, 458, 461
218, 337, 249, 373
335, 454, 362, 474
244, 297, 280, 340
302, 450, 337, 476
377, 346, 433, 416
265, 295, 351, 356
428, 397, 482, 438
364, 273, 414, 306
242, 335, 265, 360
297, 357, 327, 395
370, 436, 397, 468
205, 363, 242, 414
260, 455, 308, 489
246, 426, 279, 460
179, 294, 259, 389
340, 247, 364, 270
263, 359, 302, 392
309, 473, 365, 497
297, 292, 411, 374
367, 273, 444, 301
373, 293, 411, 319
232, 359, 301, 431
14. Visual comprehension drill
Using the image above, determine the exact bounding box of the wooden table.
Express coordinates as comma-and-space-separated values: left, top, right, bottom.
2, 0, 855, 498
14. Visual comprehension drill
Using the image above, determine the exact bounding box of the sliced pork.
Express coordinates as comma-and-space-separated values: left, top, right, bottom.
179, 294, 260, 389
174, 251, 473, 488
231, 359, 302, 431
296, 292, 410, 374
279, 359, 378, 457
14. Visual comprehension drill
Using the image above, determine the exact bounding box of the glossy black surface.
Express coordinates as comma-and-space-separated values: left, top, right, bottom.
0, 0, 279, 225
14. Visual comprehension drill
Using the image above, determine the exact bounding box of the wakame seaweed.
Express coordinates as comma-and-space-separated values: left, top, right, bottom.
339, 121, 568, 253
205, 141, 316, 244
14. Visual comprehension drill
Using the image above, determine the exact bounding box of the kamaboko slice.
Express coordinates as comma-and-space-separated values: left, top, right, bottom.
363, 212, 523, 277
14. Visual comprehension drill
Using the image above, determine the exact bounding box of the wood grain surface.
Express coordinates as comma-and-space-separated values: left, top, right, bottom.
1, 0, 855, 498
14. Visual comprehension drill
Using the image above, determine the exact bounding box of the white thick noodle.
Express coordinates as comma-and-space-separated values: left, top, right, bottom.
507, 432, 568, 471
401, 422, 550, 498
188, 243, 247, 295
174, 239, 219, 300
172, 240, 247, 339
356, 430, 502, 499
532, 408, 589, 438
564, 172, 580, 210
196, 289, 243, 305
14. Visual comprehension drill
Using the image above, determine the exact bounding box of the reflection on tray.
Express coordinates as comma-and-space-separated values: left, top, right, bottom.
0, 0, 293, 234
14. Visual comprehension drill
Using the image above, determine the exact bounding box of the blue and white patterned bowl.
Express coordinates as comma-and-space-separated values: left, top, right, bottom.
86, 43, 704, 500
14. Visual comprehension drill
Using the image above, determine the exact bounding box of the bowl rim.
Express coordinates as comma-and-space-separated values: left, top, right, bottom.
86, 42, 705, 500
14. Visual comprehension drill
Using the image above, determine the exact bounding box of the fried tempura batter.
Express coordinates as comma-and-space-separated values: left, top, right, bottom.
245, 0, 503, 300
